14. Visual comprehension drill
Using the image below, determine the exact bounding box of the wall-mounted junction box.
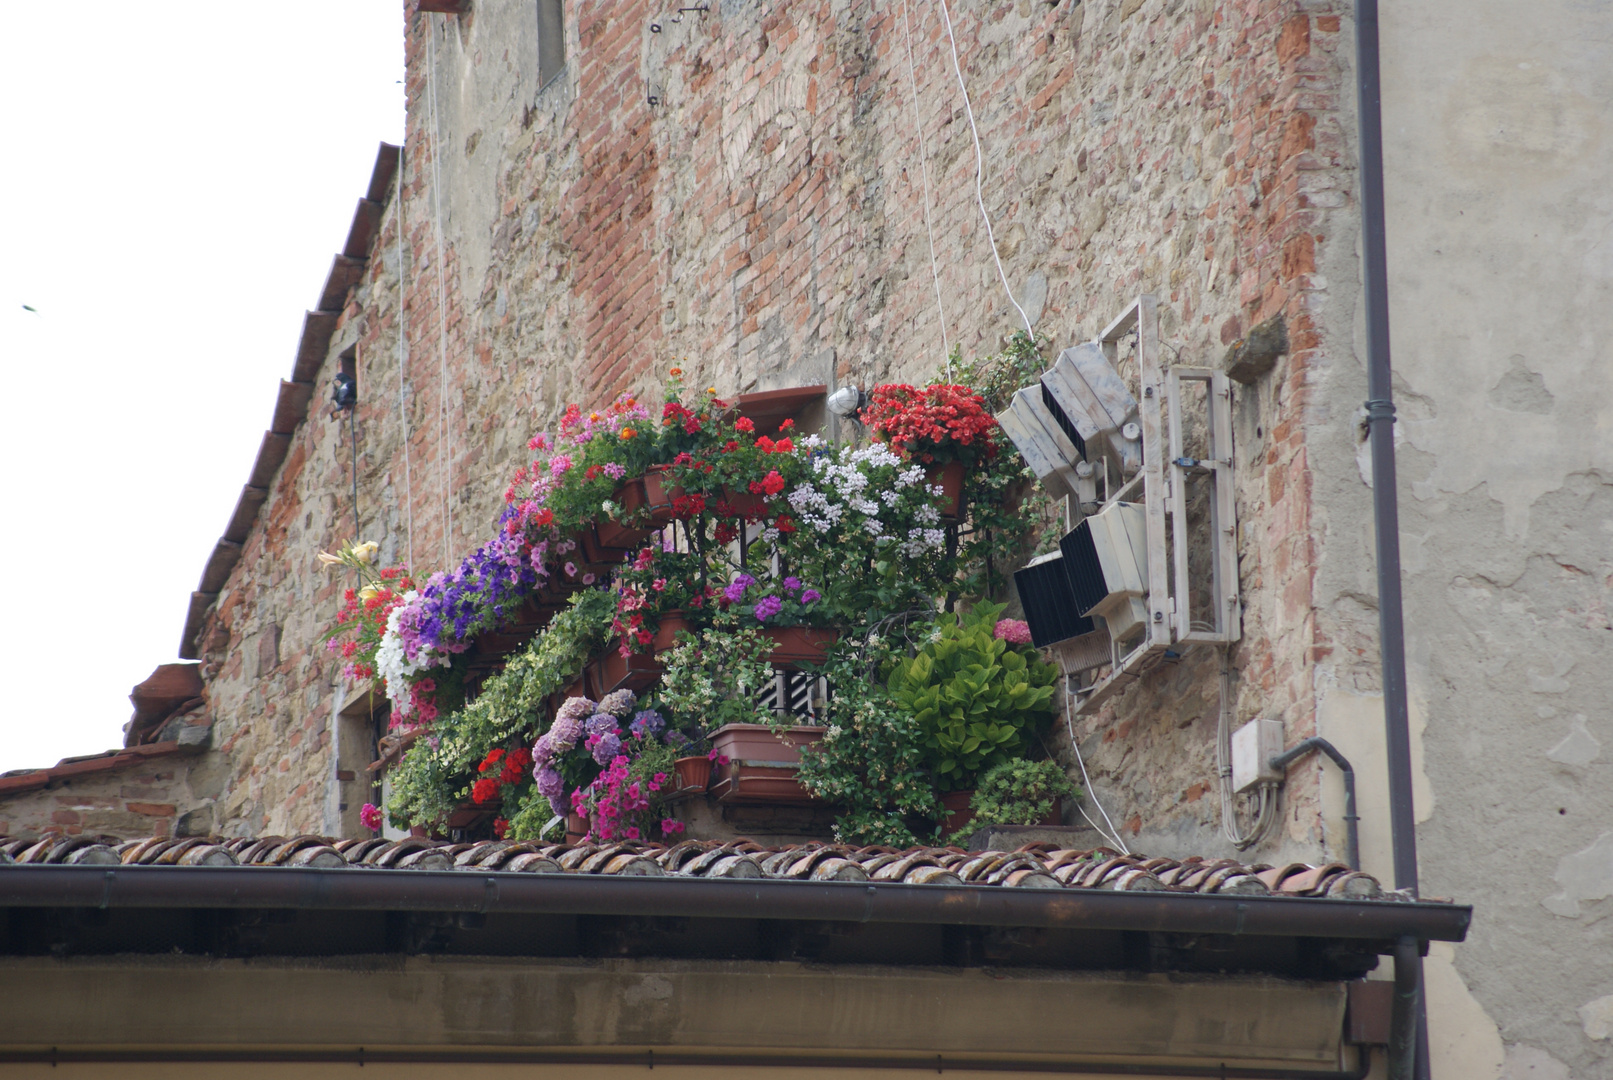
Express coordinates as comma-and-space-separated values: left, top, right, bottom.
1231, 718, 1284, 792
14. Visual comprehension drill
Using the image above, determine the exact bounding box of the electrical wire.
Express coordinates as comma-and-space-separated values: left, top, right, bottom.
427, 22, 454, 568
1057, 655, 1130, 854
1215, 647, 1276, 849
900, 0, 949, 366
935, 0, 1035, 337
393, 152, 415, 572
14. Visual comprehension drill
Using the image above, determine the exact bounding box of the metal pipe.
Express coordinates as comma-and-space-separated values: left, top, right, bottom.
1389, 935, 1423, 1080
0, 865, 1472, 942
0, 1045, 1372, 1079
1355, 2, 1429, 1073
1270, 737, 1359, 871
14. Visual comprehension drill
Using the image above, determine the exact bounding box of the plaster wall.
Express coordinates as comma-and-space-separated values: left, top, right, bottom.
1299, 2, 1613, 1076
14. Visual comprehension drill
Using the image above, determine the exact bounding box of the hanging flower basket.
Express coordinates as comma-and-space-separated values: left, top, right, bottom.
709, 723, 827, 805
720, 486, 770, 519
762, 625, 840, 665
925, 460, 968, 524
591, 648, 664, 694
608, 476, 672, 538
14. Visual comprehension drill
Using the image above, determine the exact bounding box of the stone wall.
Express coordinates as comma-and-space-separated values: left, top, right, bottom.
189, 0, 1354, 864
0, 745, 225, 841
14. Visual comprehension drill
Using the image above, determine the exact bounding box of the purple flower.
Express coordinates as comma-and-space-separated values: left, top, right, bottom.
550, 717, 583, 749
536, 766, 564, 801
592, 732, 622, 765
602, 462, 627, 479
598, 690, 636, 717
753, 595, 784, 621
630, 710, 666, 739
664, 730, 689, 749
556, 697, 597, 726
586, 713, 620, 737
723, 574, 756, 603
532, 733, 555, 767
564, 561, 579, 578
783, 576, 802, 595
801, 589, 822, 605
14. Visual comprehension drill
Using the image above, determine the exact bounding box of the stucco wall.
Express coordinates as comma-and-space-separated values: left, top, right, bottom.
1300, 2, 1613, 1076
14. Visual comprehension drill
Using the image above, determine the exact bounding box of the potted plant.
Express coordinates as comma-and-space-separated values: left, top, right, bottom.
863, 382, 999, 523
717, 573, 839, 664
885, 601, 1059, 794
945, 759, 1080, 843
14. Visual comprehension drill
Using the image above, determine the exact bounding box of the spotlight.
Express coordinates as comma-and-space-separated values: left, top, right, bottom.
332, 371, 358, 411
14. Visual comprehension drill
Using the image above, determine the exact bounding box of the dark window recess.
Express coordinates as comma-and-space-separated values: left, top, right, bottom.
538, 0, 565, 87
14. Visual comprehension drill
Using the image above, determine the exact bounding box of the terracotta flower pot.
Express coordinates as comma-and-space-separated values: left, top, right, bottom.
652, 611, 695, 653
592, 648, 664, 694
577, 525, 633, 571
708, 723, 826, 805
941, 790, 976, 837
673, 755, 712, 793
565, 812, 589, 845
636, 469, 683, 527
762, 625, 840, 665
720, 485, 770, 519
925, 460, 967, 524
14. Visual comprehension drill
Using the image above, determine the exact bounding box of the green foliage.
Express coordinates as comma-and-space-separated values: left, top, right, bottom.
504, 794, 564, 842
656, 624, 778, 733
954, 758, 1080, 844
795, 640, 943, 847
885, 602, 1058, 791
386, 588, 615, 831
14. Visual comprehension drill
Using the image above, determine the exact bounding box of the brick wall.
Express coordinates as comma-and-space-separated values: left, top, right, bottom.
186, 0, 1356, 863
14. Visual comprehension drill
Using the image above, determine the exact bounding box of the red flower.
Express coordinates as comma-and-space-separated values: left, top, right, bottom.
671, 493, 707, 518
775, 514, 797, 534
471, 777, 501, 805
760, 469, 785, 495
773, 437, 793, 454
779, 418, 795, 431
734, 417, 755, 433
714, 522, 738, 545
755, 436, 775, 453
531, 508, 554, 527
493, 818, 509, 839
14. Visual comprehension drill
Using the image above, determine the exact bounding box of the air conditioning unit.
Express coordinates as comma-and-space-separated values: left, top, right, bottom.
1059, 501, 1150, 641
1040, 342, 1143, 477
1013, 552, 1097, 648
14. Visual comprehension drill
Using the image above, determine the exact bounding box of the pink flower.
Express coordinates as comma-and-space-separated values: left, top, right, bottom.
652, 578, 666, 592
565, 562, 579, 577
359, 803, 383, 831
994, 619, 1033, 645
550, 455, 573, 476
661, 818, 686, 836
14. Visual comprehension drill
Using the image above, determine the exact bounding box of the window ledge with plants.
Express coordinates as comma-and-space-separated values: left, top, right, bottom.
324, 339, 1081, 849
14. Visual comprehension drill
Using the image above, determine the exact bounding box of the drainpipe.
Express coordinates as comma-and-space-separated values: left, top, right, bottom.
1269, 738, 1358, 871
1354, 2, 1429, 1077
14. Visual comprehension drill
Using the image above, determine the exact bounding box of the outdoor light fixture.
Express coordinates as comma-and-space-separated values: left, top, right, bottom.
332, 371, 358, 411
1014, 552, 1097, 648
1059, 501, 1151, 641
1039, 342, 1143, 477
825, 385, 865, 418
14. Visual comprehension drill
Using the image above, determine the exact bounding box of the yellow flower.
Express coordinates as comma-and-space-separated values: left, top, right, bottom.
619, 427, 636, 439
589, 412, 601, 422
358, 585, 381, 602
707, 387, 717, 395
352, 541, 380, 565
316, 551, 344, 569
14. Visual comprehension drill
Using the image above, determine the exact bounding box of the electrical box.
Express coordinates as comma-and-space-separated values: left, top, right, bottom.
1231, 718, 1283, 792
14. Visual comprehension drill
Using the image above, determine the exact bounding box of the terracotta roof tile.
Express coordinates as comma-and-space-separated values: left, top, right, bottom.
0, 834, 1394, 901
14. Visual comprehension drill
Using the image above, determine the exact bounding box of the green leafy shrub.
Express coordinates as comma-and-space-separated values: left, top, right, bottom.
885, 601, 1058, 791
954, 759, 1080, 843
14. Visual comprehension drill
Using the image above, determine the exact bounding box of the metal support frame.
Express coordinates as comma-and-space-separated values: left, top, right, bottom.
1067, 296, 1239, 715
1166, 367, 1241, 644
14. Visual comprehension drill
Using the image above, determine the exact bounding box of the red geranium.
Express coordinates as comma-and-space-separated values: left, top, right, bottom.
863, 383, 998, 467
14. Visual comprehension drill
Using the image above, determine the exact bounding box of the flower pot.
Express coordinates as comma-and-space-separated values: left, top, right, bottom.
762, 625, 840, 665
636, 469, 683, 527
941, 790, 976, 837
592, 648, 664, 693
925, 460, 967, 524
596, 501, 652, 552
577, 525, 634, 570
708, 723, 826, 805
720, 485, 770, 520
565, 812, 589, 845
673, 755, 712, 794
652, 612, 695, 653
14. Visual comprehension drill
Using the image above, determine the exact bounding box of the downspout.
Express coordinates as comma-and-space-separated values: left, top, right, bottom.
1269, 738, 1358, 871
1353, 2, 1429, 1078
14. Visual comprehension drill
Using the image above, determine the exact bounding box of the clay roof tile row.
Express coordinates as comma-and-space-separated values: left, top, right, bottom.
0, 834, 1391, 901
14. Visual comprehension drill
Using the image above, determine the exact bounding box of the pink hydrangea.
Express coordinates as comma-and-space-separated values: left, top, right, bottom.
994, 618, 1033, 646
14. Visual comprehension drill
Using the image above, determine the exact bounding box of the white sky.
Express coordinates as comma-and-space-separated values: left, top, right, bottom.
0, 4, 403, 773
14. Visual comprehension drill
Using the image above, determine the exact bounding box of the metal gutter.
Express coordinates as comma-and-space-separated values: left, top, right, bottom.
0, 1045, 1372, 1079
0, 865, 1471, 942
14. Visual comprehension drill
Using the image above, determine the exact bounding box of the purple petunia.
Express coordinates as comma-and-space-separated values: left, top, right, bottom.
723, 574, 755, 603
753, 595, 784, 621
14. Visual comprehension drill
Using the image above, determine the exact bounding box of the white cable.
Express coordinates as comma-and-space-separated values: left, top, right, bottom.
1058, 655, 1130, 854
935, 0, 1035, 337
427, 23, 453, 568
1216, 647, 1273, 849
900, 0, 949, 366
393, 150, 415, 572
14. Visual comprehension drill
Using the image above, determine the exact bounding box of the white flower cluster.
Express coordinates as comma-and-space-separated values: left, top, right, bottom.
785, 444, 945, 557
374, 592, 445, 713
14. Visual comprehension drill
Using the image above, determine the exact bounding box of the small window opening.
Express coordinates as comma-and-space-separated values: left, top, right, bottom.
537, 0, 565, 88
